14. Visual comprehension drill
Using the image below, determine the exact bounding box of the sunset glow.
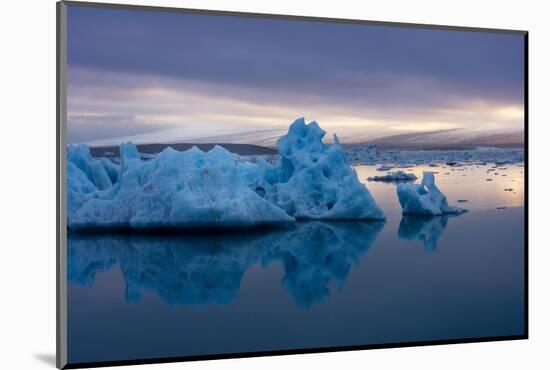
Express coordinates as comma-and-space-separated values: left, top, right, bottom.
67, 7, 525, 146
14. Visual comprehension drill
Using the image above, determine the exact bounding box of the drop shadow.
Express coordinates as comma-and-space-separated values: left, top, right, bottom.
34, 353, 56, 367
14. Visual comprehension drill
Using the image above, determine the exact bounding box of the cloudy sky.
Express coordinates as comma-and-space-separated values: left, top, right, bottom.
67, 5, 525, 145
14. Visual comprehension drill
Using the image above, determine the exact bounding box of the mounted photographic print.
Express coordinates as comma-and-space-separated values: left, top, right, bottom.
56, 1, 528, 368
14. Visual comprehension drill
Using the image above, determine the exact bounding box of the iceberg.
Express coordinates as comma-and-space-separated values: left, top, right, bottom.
67, 118, 383, 229
68, 144, 293, 230
238, 118, 384, 220
347, 144, 524, 167
67, 145, 120, 214
376, 165, 393, 172
367, 171, 417, 182
396, 172, 467, 216
67, 144, 116, 191
347, 144, 379, 163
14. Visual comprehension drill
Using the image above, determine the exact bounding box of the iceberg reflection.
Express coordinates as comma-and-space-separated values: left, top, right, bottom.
397, 215, 457, 252
68, 221, 384, 307
261, 222, 383, 307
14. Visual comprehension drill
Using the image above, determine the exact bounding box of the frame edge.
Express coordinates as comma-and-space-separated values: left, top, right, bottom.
61, 0, 527, 35
57, 1, 68, 369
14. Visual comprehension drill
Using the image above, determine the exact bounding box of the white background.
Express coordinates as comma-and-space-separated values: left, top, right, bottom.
1, 0, 548, 369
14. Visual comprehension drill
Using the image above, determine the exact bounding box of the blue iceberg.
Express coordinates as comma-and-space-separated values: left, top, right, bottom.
396, 172, 467, 216
238, 118, 384, 220
67, 118, 384, 230
67, 143, 293, 230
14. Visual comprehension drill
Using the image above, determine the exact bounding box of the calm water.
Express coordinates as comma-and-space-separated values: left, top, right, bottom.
67, 164, 525, 364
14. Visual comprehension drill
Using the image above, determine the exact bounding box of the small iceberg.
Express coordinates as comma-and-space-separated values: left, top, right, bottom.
376, 165, 393, 172
396, 172, 467, 216
367, 171, 417, 183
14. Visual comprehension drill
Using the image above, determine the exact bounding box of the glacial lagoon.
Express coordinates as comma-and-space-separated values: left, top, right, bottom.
67, 163, 525, 364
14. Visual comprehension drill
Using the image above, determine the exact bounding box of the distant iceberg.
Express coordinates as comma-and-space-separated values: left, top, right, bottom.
347, 144, 524, 167
396, 172, 467, 216
367, 171, 417, 182
67, 118, 384, 230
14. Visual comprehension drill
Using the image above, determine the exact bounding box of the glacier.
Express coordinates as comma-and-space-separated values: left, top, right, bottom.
396, 172, 467, 216
67, 118, 384, 230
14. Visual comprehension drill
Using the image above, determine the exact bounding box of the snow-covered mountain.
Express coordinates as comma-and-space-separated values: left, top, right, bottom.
84, 125, 523, 150
85, 127, 287, 148
357, 129, 524, 149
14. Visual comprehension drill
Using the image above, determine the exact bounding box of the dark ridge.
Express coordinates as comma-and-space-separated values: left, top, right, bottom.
88, 142, 277, 157
67, 222, 295, 236
66, 219, 386, 236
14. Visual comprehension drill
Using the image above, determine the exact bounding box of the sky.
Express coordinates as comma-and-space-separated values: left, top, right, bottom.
66, 5, 525, 145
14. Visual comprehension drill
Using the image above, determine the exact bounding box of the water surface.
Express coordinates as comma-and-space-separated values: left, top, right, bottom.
67, 164, 525, 364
